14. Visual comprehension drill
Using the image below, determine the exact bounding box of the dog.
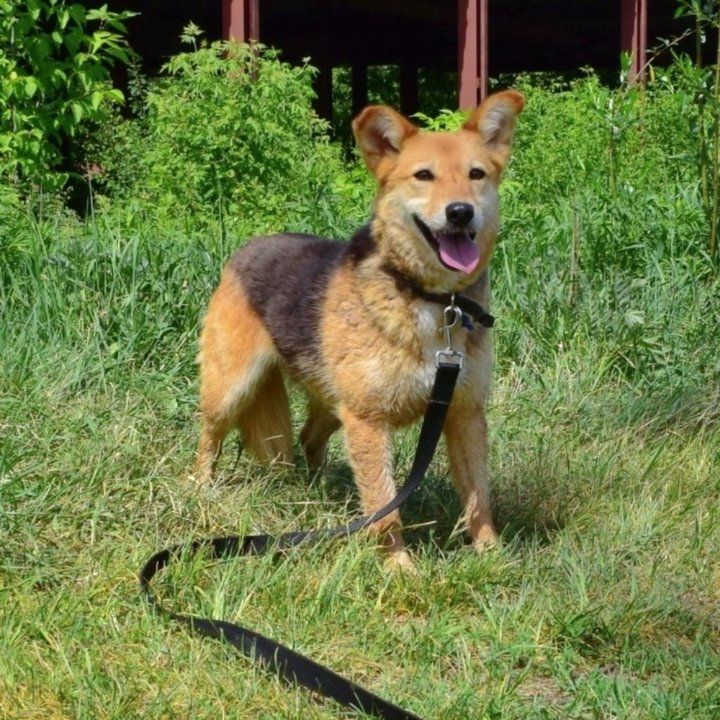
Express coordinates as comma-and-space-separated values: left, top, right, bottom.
194, 90, 524, 567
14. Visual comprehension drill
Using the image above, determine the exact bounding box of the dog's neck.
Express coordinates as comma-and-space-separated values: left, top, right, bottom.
346, 222, 494, 329
381, 264, 494, 329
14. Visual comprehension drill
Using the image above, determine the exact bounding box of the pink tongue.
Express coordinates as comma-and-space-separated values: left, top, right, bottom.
437, 232, 480, 274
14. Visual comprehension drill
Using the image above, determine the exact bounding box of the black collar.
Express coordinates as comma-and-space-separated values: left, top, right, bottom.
383, 265, 495, 329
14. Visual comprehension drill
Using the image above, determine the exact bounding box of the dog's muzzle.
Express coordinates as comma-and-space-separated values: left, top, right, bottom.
413, 213, 481, 275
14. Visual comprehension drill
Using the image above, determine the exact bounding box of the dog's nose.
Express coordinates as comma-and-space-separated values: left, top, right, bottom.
445, 202, 475, 228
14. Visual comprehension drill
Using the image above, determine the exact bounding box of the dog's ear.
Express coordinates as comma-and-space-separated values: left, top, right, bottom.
352, 105, 418, 178
464, 90, 525, 167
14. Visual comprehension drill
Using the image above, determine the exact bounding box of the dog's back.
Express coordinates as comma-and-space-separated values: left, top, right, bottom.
230, 233, 345, 373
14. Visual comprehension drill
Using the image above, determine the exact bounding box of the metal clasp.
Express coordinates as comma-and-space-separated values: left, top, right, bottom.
435, 295, 465, 369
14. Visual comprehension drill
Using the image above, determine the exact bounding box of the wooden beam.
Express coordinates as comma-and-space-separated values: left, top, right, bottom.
479, 0, 488, 101
222, 0, 244, 41
314, 63, 333, 122
458, 0, 478, 109
620, 0, 648, 82
222, 0, 260, 42
458, 0, 487, 108
400, 63, 418, 117
352, 64, 368, 117
247, 0, 260, 42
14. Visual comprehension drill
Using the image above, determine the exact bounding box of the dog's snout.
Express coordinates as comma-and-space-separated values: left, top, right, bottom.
445, 202, 475, 228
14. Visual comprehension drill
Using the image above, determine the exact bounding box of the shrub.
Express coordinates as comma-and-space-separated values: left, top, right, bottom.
102, 39, 371, 239
0, 0, 133, 191
488, 72, 712, 384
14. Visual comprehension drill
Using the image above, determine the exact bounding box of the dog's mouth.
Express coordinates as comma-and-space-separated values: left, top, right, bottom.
413, 215, 480, 275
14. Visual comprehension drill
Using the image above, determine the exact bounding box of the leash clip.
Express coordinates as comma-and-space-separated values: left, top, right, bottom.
436, 295, 465, 369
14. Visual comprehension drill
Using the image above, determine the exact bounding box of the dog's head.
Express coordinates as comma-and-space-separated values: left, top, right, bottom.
353, 90, 524, 292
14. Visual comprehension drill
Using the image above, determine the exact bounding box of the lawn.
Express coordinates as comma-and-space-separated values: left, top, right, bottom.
2, 38, 720, 717
1, 198, 718, 718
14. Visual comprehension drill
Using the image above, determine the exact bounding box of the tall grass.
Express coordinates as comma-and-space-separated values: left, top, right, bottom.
1, 68, 719, 719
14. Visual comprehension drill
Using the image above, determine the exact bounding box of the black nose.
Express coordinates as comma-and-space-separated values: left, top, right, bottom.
445, 202, 475, 228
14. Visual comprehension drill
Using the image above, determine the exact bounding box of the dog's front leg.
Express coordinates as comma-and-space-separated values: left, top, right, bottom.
339, 407, 413, 569
444, 402, 499, 550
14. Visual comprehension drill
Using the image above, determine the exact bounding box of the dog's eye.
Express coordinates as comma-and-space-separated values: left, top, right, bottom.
414, 169, 434, 181
469, 168, 486, 180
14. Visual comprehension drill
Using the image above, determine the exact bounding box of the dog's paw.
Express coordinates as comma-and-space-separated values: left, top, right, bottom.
384, 548, 417, 574
473, 526, 500, 553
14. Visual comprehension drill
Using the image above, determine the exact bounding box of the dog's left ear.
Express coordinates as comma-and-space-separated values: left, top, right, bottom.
464, 90, 525, 167
353, 105, 418, 179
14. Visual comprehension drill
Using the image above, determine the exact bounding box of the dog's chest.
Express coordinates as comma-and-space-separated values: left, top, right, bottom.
356, 302, 472, 423
415, 302, 448, 368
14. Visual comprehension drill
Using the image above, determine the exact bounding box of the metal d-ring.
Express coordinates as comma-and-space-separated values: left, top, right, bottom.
436, 295, 465, 369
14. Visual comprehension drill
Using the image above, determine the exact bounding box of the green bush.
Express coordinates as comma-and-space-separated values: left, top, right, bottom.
407, 71, 713, 386
0, 0, 133, 191
102, 40, 371, 239
494, 72, 707, 273
490, 72, 712, 385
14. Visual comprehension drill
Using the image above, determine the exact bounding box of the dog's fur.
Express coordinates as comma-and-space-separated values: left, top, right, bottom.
194, 90, 524, 567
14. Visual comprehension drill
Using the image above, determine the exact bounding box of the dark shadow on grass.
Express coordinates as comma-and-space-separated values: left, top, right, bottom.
279, 456, 467, 550
615, 383, 720, 438
217, 437, 567, 553
305, 455, 568, 551
492, 473, 567, 547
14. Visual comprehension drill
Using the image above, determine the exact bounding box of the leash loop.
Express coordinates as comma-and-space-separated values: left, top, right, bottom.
140, 363, 463, 719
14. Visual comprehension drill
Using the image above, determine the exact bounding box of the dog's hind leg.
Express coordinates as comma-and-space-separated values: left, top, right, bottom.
194, 273, 290, 482
300, 396, 340, 473
195, 416, 234, 484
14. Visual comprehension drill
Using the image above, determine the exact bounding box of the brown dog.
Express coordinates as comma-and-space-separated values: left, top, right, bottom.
194, 90, 524, 567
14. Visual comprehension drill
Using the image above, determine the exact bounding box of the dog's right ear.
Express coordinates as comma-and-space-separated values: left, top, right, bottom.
463, 90, 525, 169
352, 106, 418, 179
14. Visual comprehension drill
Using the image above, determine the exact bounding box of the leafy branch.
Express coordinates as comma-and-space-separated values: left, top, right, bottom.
0, 0, 135, 191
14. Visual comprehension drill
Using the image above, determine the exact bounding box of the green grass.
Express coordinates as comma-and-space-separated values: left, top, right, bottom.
2, 205, 719, 720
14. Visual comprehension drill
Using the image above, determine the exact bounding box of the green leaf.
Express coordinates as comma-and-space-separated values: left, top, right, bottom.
71, 102, 83, 124
24, 76, 38, 98
106, 88, 124, 103
68, 4, 86, 24
51, 67, 68, 87
90, 90, 102, 110
64, 28, 82, 56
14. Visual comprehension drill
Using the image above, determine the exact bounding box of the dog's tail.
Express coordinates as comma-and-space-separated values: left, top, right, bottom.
238, 365, 293, 464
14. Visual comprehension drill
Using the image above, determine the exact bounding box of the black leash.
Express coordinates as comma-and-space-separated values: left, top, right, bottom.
140, 364, 458, 719
140, 293, 492, 718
